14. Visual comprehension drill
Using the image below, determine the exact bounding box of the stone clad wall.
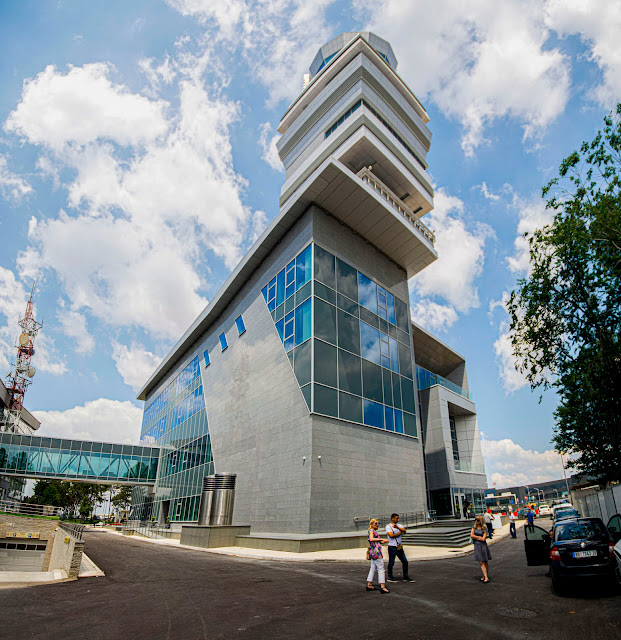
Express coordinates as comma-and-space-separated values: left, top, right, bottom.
48, 527, 85, 579
0, 513, 58, 570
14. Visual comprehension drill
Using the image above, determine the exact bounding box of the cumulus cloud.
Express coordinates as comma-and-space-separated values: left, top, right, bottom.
258, 122, 283, 171
6, 54, 263, 340
111, 341, 162, 393
5, 63, 168, 151
357, 0, 570, 155
33, 398, 142, 444
506, 198, 554, 274
489, 293, 529, 393
166, 0, 336, 105
411, 188, 492, 319
0, 267, 66, 376
546, 0, 621, 107
482, 435, 567, 487
411, 300, 458, 333
0, 155, 32, 202
56, 301, 95, 355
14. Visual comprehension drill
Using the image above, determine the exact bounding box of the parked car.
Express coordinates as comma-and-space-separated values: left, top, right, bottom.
554, 507, 580, 523
607, 514, 621, 584
523, 517, 616, 593
551, 502, 573, 518
538, 504, 552, 517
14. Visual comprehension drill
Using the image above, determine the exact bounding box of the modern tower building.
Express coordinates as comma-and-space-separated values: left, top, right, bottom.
133, 32, 487, 533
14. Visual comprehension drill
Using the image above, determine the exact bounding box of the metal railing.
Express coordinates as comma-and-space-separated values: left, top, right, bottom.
354, 510, 436, 529
58, 522, 85, 540
356, 167, 436, 247
0, 498, 61, 518
121, 519, 173, 539
416, 365, 472, 401
454, 460, 486, 474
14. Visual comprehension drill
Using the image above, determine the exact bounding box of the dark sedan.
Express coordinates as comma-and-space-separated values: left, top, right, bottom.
523, 517, 616, 593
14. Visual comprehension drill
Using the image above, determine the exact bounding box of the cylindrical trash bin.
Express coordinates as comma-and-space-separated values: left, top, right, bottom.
197, 474, 237, 526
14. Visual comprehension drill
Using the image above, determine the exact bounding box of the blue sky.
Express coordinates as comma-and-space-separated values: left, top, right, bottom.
1, 0, 619, 487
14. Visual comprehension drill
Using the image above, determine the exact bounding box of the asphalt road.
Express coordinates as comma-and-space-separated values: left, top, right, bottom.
2, 523, 621, 640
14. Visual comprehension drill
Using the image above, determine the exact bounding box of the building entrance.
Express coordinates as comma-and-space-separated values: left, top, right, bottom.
455, 493, 467, 519
159, 500, 170, 525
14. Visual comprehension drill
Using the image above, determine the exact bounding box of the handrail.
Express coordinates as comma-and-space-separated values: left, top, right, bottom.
0, 499, 61, 517
353, 510, 436, 529
121, 519, 172, 539
356, 167, 436, 246
58, 522, 85, 540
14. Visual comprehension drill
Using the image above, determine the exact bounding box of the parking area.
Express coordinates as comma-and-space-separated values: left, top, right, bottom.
1, 525, 620, 640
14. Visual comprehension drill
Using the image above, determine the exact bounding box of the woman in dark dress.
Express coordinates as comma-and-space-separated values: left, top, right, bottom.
471, 514, 492, 583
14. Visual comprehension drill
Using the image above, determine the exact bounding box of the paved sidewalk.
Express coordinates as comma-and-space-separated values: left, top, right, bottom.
101, 520, 524, 563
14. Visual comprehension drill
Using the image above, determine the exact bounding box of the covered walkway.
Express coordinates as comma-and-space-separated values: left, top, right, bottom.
0, 432, 159, 485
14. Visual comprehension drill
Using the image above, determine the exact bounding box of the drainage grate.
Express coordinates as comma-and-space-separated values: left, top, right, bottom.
496, 607, 537, 619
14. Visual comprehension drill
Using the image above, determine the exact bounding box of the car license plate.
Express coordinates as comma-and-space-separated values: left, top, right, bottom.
572, 550, 597, 558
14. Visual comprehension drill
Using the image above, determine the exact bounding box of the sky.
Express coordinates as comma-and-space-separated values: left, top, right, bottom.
1, 0, 619, 489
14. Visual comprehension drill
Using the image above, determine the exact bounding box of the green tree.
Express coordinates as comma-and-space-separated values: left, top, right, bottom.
508, 105, 621, 483
111, 485, 133, 511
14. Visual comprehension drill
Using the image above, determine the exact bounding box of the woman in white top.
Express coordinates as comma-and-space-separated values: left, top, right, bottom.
366, 518, 390, 593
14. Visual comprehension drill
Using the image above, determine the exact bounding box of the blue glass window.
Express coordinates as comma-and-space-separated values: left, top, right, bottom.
219, 333, 228, 351
275, 318, 284, 342
276, 270, 286, 307
363, 399, 384, 429
389, 337, 399, 373
294, 297, 311, 346
267, 277, 277, 312
296, 245, 312, 290
394, 409, 404, 434
360, 321, 381, 365
235, 315, 246, 336
203, 350, 210, 367
358, 273, 377, 313
384, 406, 395, 431
284, 311, 294, 351
285, 260, 296, 299
377, 286, 388, 320
380, 333, 390, 368
386, 292, 396, 325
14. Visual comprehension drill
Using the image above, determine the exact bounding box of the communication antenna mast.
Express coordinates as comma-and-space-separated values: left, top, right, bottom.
1, 282, 42, 433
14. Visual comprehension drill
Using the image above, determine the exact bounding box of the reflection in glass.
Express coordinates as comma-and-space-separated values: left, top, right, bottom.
360, 321, 381, 365
358, 272, 377, 313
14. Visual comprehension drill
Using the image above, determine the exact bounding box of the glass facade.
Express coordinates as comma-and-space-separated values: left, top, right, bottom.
262, 243, 417, 437
135, 354, 212, 523
0, 433, 158, 483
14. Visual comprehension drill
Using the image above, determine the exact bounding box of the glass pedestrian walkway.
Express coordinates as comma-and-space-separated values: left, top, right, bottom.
0, 432, 160, 484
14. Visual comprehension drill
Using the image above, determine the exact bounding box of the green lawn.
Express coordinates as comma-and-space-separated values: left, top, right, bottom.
0, 511, 60, 520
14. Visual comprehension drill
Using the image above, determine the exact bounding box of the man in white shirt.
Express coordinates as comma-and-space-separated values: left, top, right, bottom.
509, 510, 517, 538
386, 513, 414, 583
483, 509, 495, 539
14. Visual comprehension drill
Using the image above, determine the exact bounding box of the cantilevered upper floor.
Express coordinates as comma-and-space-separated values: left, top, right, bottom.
276, 32, 437, 279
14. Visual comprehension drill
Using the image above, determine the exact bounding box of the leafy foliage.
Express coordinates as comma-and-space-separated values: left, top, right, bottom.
508, 105, 621, 483
27, 480, 107, 520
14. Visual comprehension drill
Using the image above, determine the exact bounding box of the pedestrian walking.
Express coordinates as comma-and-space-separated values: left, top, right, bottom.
471, 514, 491, 583
484, 509, 495, 539
385, 513, 414, 583
509, 510, 517, 538
366, 518, 390, 594
526, 508, 535, 531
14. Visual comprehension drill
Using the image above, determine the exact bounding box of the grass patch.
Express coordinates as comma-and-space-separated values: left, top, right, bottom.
0, 511, 60, 520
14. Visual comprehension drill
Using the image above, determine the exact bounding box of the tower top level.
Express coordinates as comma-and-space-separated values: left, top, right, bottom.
274, 31, 438, 278
309, 32, 398, 79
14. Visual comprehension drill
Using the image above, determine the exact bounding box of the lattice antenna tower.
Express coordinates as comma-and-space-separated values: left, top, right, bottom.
1, 282, 42, 433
